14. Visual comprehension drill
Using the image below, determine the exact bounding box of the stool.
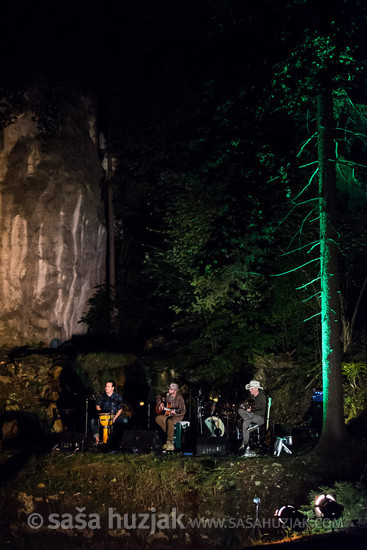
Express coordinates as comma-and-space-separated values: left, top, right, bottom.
249, 424, 261, 447
247, 421, 260, 433
273, 436, 292, 457
174, 421, 190, 450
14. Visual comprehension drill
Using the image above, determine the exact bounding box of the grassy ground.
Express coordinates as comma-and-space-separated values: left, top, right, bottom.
0, 436, 366, 549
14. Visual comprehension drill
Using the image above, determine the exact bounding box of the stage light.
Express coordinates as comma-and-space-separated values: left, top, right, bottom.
314, 494, 343, 520
139, 401, 145, 407
274, 505, 307, 532
249, 497, 262, 541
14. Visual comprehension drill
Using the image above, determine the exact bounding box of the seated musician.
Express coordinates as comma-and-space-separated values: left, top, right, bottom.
91, 380, 127, 445
155, 383, 186, 451
238, 380, 266, 456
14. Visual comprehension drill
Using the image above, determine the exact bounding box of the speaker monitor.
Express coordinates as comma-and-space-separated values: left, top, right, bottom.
120, 430, 162, 453
196, 436, 229, 456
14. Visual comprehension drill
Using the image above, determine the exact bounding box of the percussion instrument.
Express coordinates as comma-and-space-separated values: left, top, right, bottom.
98, 413, 113, 443
203, 400, 219, 418
204, 415, 225, 437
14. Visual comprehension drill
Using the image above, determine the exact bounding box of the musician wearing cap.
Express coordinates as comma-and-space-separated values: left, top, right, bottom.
155, 383, 186, 451
238, 380, 266, 457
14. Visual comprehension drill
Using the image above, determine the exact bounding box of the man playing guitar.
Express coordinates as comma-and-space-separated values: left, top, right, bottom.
155, 383, 186, 451
238, 380, 266, 457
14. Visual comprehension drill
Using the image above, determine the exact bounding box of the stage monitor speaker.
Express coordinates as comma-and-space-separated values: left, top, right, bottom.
120, 430, 162, 453
58, 431, 86, 452
196, 436, 229, 456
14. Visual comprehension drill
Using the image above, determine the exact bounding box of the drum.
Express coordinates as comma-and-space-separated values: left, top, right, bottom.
98, 413, 113, 443
204, 416, 225, 437
218, 402, 235, 417
204, 400, 218, 416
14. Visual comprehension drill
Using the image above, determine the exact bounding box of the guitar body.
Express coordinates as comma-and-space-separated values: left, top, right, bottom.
163, 402, 174, 416
239, 399, 256, 413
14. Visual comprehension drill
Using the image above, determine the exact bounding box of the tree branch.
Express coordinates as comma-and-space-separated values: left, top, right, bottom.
271, 257, 320, 277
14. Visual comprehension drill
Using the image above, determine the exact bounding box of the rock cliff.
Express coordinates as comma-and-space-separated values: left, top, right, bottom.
0, 100, 106, 347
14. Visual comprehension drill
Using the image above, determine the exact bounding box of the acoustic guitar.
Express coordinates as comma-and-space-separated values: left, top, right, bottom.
155, 402, 181, 416
239, 398, 256, 413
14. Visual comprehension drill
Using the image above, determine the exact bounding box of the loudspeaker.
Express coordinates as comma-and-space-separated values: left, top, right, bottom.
196, 436, 229, 456
58, 431, 86, 452
120, 430, 162, 453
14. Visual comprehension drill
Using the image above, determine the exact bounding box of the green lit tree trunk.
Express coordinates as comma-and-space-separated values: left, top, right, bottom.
317, 82, 347, 451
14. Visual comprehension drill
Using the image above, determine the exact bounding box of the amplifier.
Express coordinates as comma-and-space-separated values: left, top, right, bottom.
58, 431, 86, 452
196, 436, 229, 456
120, 430, 162, 453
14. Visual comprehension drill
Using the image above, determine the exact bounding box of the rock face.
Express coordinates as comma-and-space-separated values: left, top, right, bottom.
0, 100, 106, 347
252, 353, 313, 425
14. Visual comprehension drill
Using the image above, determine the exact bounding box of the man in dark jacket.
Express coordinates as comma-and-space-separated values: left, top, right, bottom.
238, 380, 266, 457
155, 383, 186, 451
92, 380, 127, 444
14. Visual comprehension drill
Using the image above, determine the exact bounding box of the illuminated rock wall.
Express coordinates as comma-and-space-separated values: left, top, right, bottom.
0, 102, 106, 347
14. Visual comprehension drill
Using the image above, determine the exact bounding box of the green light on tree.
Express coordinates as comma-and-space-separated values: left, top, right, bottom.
317, 79, 347, 449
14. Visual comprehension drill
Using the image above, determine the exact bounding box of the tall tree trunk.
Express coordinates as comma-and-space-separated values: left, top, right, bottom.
99, 120, 116, 331
106, 151, 115, 290
105, 142, 118, 333
317, 81, 348, 451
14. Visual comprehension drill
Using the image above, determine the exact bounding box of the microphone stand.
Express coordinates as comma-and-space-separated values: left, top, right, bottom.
197, 393, 204, 435
188, 388, 192, 421
85, 397, 89, 437
85, 394, 95, 438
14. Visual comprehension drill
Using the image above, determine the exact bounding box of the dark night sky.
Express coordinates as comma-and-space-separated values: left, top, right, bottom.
2, 1, 365, 120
